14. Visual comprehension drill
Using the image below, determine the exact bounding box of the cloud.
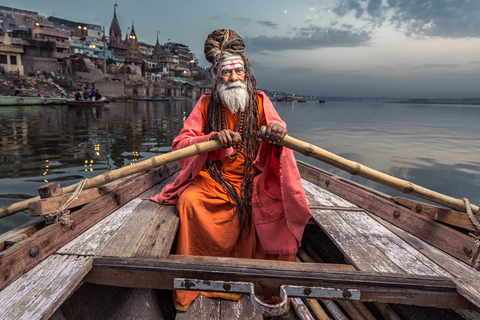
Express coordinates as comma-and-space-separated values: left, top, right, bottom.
330, 0, 480, 38
257, 21, 277, 28
304, 16, 313, 23
245, 26, 372, 52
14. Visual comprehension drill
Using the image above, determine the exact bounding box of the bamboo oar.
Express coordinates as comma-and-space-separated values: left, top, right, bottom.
259, 126, 478, 213
0, 135, 240, 219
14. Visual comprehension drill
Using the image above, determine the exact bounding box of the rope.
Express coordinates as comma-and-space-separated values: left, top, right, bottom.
45, 179, 87, 227
462, 198, 480, 270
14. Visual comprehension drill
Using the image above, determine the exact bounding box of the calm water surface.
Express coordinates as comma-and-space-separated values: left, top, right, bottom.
1, 99, 480, 233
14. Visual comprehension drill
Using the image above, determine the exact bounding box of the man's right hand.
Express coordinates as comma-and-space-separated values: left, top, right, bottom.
211, 129, 238, 148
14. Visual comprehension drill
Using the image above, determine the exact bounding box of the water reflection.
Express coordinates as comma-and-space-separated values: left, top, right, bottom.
0, 100, 193, 233
1, 99, 480, 233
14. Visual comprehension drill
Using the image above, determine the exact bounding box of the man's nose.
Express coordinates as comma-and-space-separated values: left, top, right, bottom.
230, 70, 239, 81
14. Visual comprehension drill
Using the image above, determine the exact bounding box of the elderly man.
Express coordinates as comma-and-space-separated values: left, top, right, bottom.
151, 29, 311, 311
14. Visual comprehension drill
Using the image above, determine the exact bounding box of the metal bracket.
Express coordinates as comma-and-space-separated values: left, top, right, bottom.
173, 278, 360, 316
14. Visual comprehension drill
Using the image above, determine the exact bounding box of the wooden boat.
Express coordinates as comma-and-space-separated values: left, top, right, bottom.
66, 98, 108, 107
297, 99, 307, 103
1, 134, 480, 319
144, 97, 171, 102
0, 95, 67, 106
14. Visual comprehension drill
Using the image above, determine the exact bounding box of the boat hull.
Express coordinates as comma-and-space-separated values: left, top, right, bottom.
0, 96, 67, 106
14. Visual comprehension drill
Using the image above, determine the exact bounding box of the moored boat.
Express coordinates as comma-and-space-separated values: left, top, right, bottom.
66, 98, 108, 107
0, 95, 67, 106
144, 97, 171, 101
0, 134, 479, 319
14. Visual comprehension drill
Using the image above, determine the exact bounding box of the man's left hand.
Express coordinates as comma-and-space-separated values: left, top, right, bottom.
264, 123, 287, 144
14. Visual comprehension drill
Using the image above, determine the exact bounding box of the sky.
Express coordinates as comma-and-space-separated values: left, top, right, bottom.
3, 0, 480, 98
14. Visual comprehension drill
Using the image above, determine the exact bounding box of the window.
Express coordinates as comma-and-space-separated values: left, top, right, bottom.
0, 55, 7, 64
10, 55, 17, 65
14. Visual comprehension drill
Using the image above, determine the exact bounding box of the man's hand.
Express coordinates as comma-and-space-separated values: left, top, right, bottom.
265, 123, 287, 144
211, 129, 238, 148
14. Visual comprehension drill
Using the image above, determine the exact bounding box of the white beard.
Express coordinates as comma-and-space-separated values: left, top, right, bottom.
217, 81, 249, 114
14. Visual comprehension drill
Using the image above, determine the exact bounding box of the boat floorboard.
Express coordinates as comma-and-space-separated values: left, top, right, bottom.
1, 162, 480, 319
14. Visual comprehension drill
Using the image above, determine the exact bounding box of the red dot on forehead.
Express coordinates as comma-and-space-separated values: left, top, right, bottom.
229, 60, 235, 66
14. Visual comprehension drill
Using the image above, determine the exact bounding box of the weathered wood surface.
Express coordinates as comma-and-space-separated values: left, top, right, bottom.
0, 164, 181, 319
28, 173, 141, 216
175, 294, 263, 320
369, 213, 480, 309
297, 162, 475, 266
87, 255, 473, 309
0, 162, 179, 292
299, 161, 480, 310
0, 254, 91, 320
392, 196, 480, 232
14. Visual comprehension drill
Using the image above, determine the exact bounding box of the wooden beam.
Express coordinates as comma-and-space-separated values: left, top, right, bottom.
0, 162, 179, 292
86, 255, 475, 309
28, 173, 144, 217
296, 162, 475, 267
392, 197, 479, 233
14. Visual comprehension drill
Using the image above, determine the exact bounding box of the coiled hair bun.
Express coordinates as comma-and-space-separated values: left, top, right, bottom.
204, 29, 245, 64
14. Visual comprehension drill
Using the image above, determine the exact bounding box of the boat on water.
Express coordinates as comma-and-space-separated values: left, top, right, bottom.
0, 95, 67, 106
319, 100, 326, 103
144, 97, 171, 102
66, 98, 108, 107
0, 133, 479, 319
297, 100, 306, 103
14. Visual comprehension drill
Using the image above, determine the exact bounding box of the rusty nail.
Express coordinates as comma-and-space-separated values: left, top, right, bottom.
325, 180, 330, 187
464, 246, 473, 255
415, 205, 422, 212
115, 194, 121, 205
29, 246, 39, 257
393, 211, 400, 218
70, 223, 76, 230
342, 290, 352, 299
223, 283, 231, 291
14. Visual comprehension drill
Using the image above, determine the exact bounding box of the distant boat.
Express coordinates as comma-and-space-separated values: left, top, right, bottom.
297, 99, 306, 103
276, 97, 294, 102
66, 98, 107, 107
0, 95, 67, 106
319, 100, 326, 103
144, 97, 171, 102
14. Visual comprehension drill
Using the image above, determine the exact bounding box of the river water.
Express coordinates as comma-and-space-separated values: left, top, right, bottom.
1, 99, 480, 234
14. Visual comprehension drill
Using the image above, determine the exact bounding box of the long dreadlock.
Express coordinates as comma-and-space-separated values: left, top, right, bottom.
203, 30, 260, 233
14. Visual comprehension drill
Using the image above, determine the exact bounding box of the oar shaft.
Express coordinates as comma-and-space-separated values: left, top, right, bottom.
0, 136, 238, 219
259, 127, 478, 213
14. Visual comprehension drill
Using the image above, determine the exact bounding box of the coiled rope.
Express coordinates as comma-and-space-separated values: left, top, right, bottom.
462, 198, 480, 270
44, 179, 87, 226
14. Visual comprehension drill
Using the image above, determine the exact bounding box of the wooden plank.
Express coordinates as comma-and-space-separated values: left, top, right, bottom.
369, 213, 480, 309
0, 254, 92, 320
56, 199, 143, 256
99, 200, 163, 257
304, 179, 449, 276
101, 174, 179, 258
133, 204, 179, 258
175, 294, 220, 320
220, 295, 263, 320
28, 173, 145, 217
86, 255, 474, 309
297, 162, 475, 266
0, 217, 45, 252
302, 179, 405, 273
336, 209, 450, 276
392, 197, 479, 232
0, 163, 178, 292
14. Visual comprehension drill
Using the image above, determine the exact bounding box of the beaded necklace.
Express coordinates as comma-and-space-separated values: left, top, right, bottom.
219, 105, 245, 160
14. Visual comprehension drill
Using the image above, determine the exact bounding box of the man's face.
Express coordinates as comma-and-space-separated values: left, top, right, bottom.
220, 67, 245, 84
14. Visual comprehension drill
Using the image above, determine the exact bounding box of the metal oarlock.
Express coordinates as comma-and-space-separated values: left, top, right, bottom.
173, 278, 360, 316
